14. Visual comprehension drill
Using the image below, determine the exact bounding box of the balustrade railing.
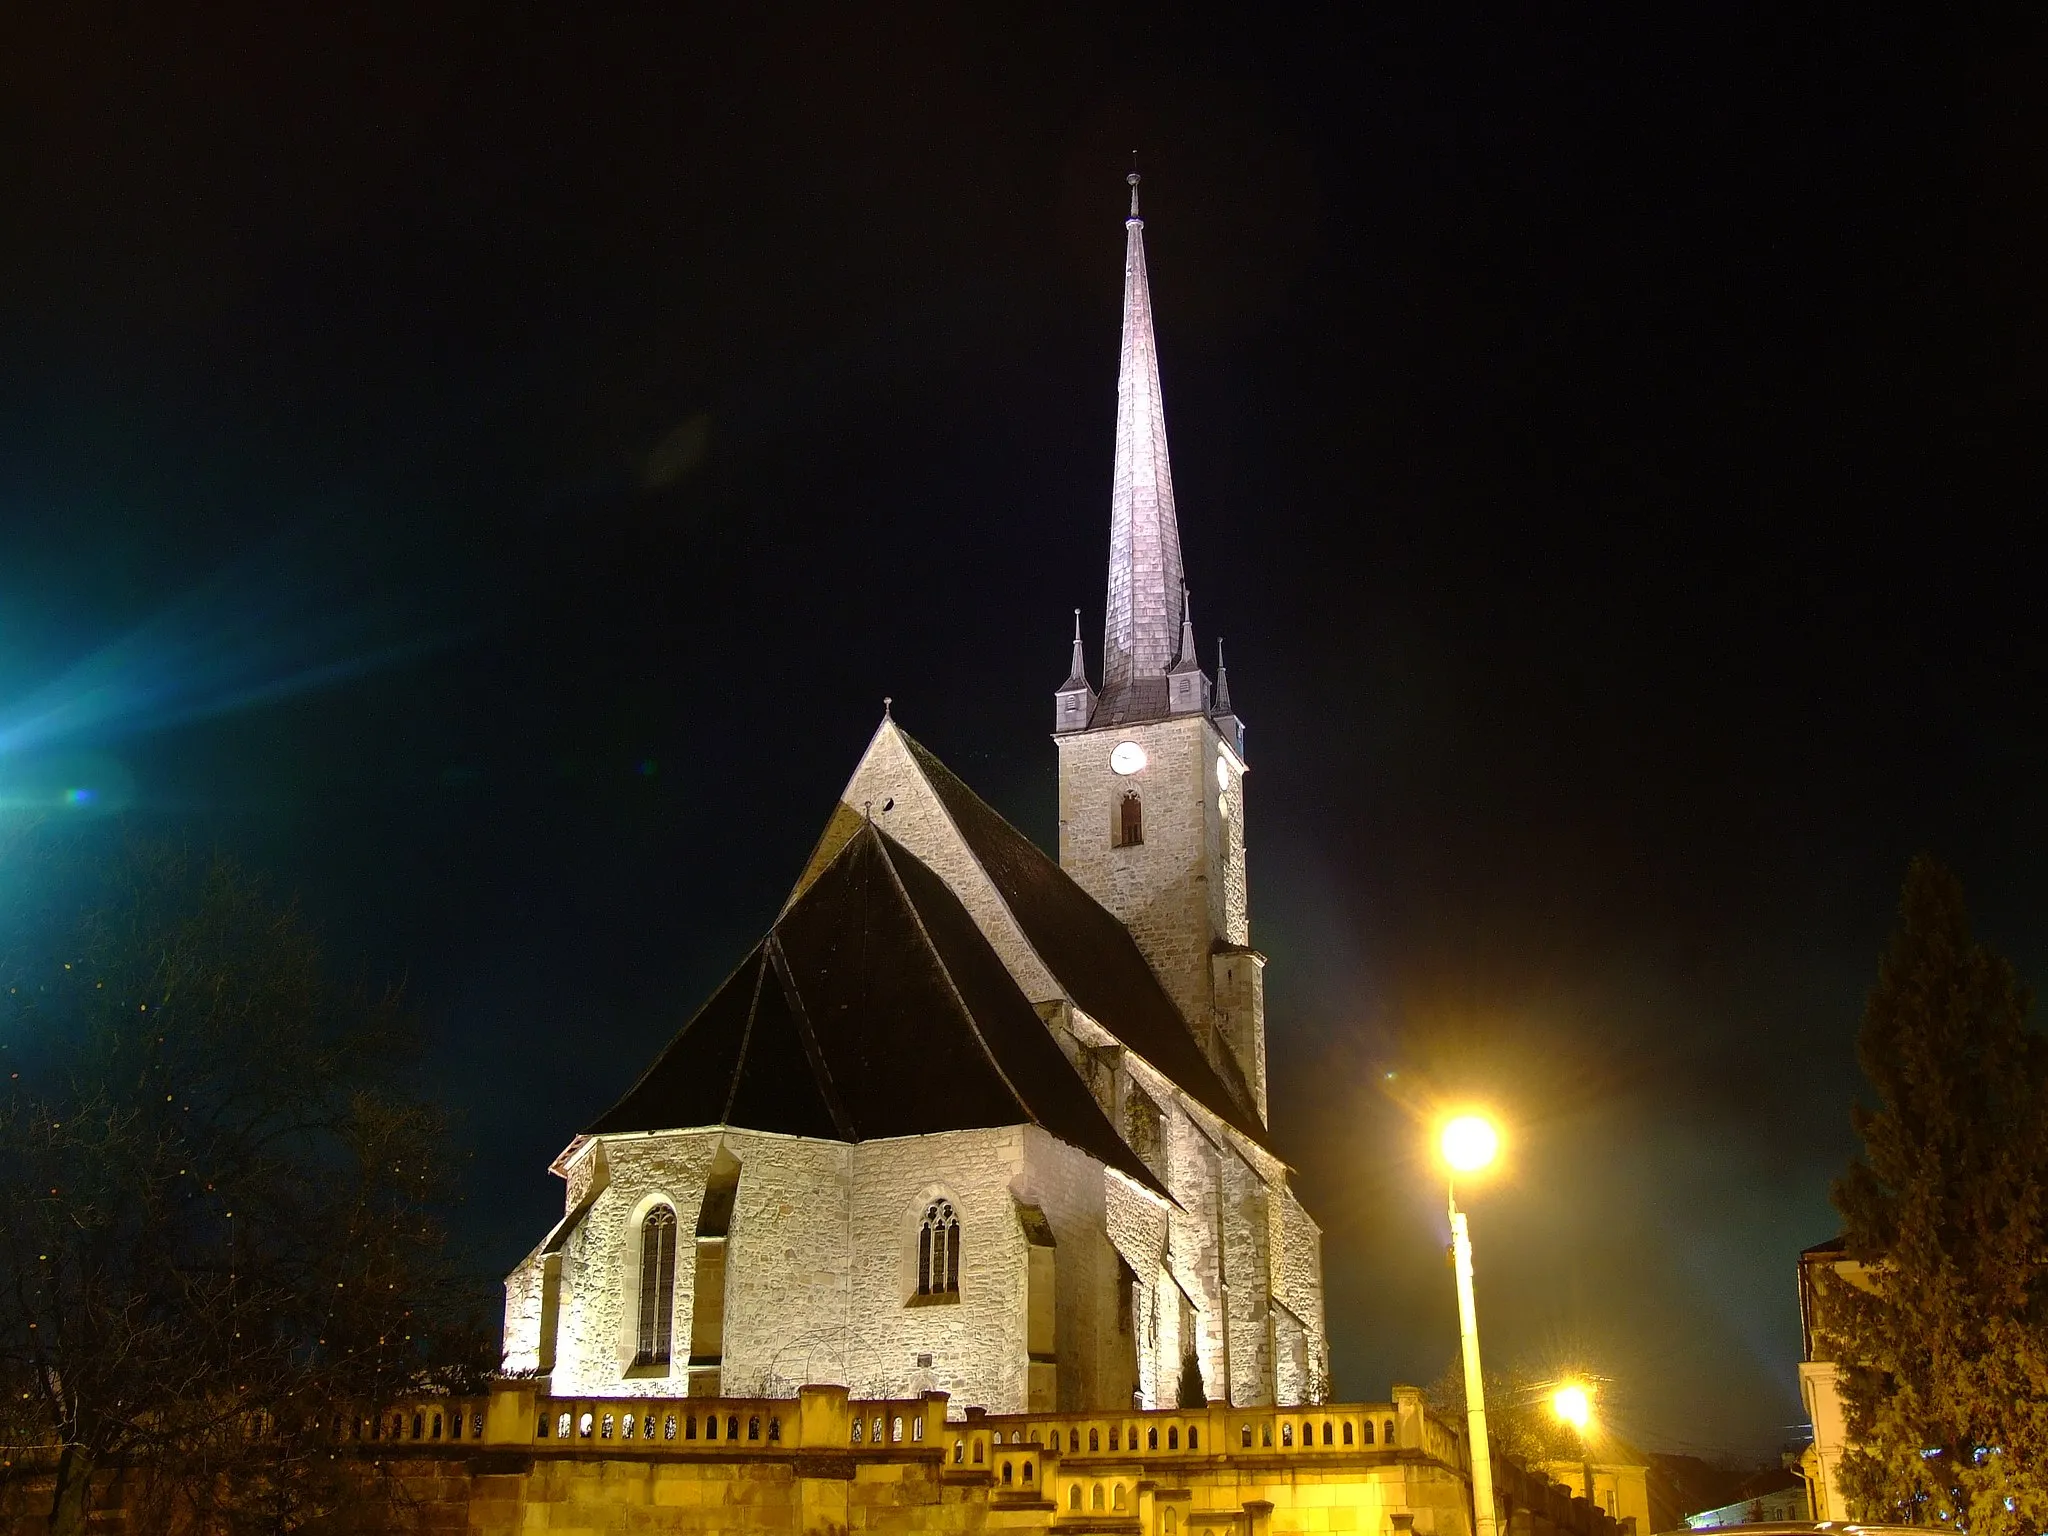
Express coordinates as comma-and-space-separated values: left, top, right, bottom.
974, 1403, 1407, 1461
327, 1384, 1463, 1478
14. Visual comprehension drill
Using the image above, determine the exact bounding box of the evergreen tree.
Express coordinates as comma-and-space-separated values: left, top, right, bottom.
1819, 857, 2048, 1532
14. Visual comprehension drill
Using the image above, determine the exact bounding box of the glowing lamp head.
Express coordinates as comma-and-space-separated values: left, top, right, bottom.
1551, 1384, 1592, 1430
1439, 1114, 1500, 1174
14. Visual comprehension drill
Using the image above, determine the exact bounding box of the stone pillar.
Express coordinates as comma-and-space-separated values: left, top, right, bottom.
794, 1385, 854, 1536
483, 1381, 537, 1445
795, 1384, 850, 1448
921, 1392, 951, 1451
1245, 1499, 1275, 1536
1393, 1384, 1427, 1451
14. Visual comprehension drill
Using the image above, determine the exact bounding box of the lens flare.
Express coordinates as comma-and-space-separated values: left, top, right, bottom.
0, 521, 448, 769
0, 750, 135, 817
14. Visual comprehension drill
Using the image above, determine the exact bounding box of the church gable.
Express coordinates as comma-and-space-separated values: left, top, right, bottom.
788, 720, 1064, 1002
898, 733, 1268, 1150
790, 718, 1269, 1151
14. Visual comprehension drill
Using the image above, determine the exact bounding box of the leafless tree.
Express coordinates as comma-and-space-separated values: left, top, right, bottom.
0, 825, 491, 1535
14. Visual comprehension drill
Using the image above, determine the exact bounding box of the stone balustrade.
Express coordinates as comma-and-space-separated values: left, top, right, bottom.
332, 1382, 1464, 1477
10, 1381, 1525, 1536
333, 1383, 949, 1455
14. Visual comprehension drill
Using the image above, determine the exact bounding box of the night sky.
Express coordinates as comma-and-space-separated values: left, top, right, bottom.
6, 6, 2045, 1460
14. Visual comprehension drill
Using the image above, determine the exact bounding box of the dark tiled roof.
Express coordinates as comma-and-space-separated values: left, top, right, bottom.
899, 733, 1272, 1151
585, 824, 1165, 1196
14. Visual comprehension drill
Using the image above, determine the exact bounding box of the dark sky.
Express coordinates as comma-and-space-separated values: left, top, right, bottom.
5, 5, 2045, 1460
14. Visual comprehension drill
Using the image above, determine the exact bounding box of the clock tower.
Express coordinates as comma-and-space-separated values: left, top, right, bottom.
1054, 175, 1267, 1124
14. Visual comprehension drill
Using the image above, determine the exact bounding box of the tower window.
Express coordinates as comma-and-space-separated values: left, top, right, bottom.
917, 1200, 960, 1295
635, 1206, 678, 1364
1115, 790, 1144, 848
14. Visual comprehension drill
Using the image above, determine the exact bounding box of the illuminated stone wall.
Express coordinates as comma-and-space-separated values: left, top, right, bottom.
1055, 715, 1242, 1041
505, 1124, 1149, 1416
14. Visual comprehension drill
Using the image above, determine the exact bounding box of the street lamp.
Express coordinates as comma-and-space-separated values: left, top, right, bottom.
1551, 1381, 1599, 1520
1440, 1113, 1502, 1536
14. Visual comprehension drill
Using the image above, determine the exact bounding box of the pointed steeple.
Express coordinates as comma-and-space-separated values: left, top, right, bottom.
1166, 584, 1211, 715
1063, 608, 1089, 688
1213, 636, 1244, 757
1054, 607, 1096, 732
1098, 170, 1187, 724
1168, 585, 1199, 673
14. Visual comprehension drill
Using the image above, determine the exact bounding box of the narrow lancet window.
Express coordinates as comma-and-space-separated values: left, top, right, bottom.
918, 1200, 960, 1295
1116, 790, 1144, 848
636, 1205, 678, 1364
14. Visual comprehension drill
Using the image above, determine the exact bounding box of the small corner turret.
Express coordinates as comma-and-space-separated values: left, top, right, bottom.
1166, 586, 1213, 716
1213, 638, 1244, 759
1055, 608, 1096, 734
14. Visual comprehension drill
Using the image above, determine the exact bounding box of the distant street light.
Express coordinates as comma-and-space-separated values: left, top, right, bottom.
1551, 1381, 1599, 1520
1439, 1113, 1502, 1536
1551, 1383, 1590, 1430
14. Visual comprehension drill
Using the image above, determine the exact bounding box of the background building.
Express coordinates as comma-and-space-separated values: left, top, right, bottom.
1795, 1237, 1868, 1520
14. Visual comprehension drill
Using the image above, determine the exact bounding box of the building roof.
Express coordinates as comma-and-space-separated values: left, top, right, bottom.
584, 820, 1168, 1197
899, 733, 1272, 1150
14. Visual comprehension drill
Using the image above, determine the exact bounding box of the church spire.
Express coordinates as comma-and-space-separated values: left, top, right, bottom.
1063, 607, 1089, 688
1166, 584, 1211, 715
1053, 606, 1096, 732
1097, 169, 1188, 724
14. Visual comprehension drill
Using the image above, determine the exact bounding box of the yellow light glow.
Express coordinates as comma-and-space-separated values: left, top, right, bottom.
1552, 1383, 1591, 1430
1439, 1114, 1500, 1173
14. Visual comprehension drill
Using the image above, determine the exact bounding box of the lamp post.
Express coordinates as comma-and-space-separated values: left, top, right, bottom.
1440, 1114, 1502, 1536
1552, 1383, 1598, 1524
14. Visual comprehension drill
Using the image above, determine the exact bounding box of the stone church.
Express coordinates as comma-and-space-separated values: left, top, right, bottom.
502, 173, 1329, 1421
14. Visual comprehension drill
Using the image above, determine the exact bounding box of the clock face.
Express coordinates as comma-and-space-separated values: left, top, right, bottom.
1110, 741, 1147, 775
1216, 754, 1231, 791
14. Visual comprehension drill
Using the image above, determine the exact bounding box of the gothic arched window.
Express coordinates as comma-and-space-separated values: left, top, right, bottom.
636, 1206, 677, 1364
1115, 790, 1144, 848
917, 1200, 960, 1296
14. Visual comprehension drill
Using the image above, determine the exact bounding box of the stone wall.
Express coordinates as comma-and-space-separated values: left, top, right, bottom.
509, 1125, 1162, 1416
1055, 716, 1243, 1058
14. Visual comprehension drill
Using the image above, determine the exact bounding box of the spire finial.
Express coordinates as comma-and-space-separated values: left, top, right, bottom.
1127, 168, 1141, 221
1215, 637, 1233, 714
882, 696, 892, 720
1061, 607, 1090, 692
